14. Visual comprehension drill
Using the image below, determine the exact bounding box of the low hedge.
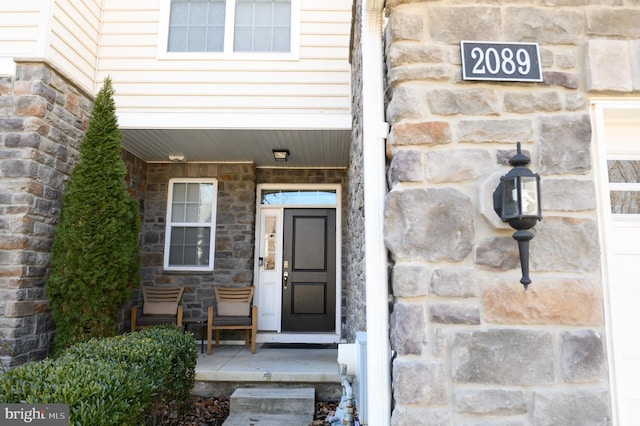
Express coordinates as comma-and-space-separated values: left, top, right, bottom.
0, 325, 197, 426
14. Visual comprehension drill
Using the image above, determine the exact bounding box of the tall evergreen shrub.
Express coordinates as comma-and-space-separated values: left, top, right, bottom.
47, 77, 140, 355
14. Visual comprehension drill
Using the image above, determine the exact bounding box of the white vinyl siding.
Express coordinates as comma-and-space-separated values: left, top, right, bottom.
49, 0, 101, 92
0, 2, 46, 74
97, 0, 351, 120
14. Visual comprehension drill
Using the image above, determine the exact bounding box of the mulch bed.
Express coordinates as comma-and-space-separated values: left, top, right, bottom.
148, 394, 338, 426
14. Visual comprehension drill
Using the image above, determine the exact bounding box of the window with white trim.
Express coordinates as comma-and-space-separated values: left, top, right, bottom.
167, 0, 291, 53
164, 179, 218, 271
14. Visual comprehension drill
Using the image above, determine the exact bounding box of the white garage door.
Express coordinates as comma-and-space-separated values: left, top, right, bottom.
595, 102, 640, 426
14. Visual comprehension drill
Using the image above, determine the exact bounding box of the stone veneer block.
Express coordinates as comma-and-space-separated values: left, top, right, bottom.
384, 188, 474, 262
531, 216, 600, 273
482, 278, 603, 325
454, 389, 527, 415
428, 88, 499, 116
390, 121, 452, 146
389, 149, 424, 183
388, 11, 423, 41
541, 179, 596, 211
505, 7, 582, 44
391, 406, 451, 426
586, 40, 633, 92
429, 303, 480, 325
457, 119, 533, 144
539, 115, 592, 175
452, 329, 554, 385
428, 7, 502, 44
430, 268, 478, 298
390, 302, 426, 355
425, 149, 492, 183
393, 359, 448, 404
475, 236, 520, 271
533, 390, 611, 425
587, 8, 640, 38
561, 330, 606, 383
392, 262, 430, 297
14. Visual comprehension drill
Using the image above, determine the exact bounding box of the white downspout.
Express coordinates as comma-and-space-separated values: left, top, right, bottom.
362, 0, 391, 424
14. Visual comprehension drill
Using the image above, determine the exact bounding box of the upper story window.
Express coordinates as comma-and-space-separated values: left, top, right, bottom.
164, 179, 218, 272
167, 0, 292, 54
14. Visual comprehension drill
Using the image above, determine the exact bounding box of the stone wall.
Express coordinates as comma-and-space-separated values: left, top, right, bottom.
380, 0, 639, 424
0, 61, 92, 366
345, 0, 367, 342
136, 163, 257, 322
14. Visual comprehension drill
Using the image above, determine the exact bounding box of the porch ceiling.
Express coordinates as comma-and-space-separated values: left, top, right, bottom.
120, 128, 351, 168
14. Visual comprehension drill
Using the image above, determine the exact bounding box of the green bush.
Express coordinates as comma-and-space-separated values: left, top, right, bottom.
0, 326, 196, 426
47, 76, 141, 355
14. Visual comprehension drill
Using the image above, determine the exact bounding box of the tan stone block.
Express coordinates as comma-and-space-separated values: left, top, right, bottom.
391, 121, 452, 146
14, 95, 47, 117
482, 278, 603, 325
5, 301, 35, 318
586, 40, 632, 92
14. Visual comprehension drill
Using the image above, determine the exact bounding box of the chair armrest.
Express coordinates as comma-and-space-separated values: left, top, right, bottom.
207, 306, 214, 355
177, 305, 183, 327
131, 306, 138, 332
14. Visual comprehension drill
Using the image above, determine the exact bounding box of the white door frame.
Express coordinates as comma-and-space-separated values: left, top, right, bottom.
253, 183, 342, 344
592, 99, 640, 426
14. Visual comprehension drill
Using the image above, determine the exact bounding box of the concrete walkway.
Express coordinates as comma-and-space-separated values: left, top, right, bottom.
195, 344, 342, 383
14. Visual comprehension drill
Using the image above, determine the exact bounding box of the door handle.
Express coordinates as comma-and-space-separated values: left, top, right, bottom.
283, 271, 289, 290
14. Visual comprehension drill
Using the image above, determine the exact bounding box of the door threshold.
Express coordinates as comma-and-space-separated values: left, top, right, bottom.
256, 332, 341, 344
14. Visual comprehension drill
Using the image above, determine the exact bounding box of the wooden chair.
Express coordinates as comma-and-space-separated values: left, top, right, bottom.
131, 286, 185, 331
207, 286, 257, 354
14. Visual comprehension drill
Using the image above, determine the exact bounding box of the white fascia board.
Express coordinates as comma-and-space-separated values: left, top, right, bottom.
116, 111, 352, 130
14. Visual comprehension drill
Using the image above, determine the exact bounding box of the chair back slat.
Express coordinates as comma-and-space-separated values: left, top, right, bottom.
214, 286, 254, 304
142, 286, 184, 303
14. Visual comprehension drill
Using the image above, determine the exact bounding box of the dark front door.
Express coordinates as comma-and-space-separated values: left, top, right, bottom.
282, 208, 336, 332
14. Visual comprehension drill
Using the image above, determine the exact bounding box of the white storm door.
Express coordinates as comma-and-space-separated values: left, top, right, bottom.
256, 209, 283, 331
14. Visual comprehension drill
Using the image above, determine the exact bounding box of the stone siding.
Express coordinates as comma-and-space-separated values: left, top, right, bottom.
0, 61, 93, 366
377, 0, 639, 424
345, 0, 366, 342
134, 166, 348, 325
136, 163, 257, 322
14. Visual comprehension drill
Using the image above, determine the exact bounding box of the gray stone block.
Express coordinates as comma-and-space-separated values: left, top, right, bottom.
430, 268, 479, 298
561, 329, 606, 383
452, 329, 554, 385
390, 302, 426, 355
393, 359, 447, 405
454, 389, 527, 415
384, 188, 474, 262
533, 390, 611, 425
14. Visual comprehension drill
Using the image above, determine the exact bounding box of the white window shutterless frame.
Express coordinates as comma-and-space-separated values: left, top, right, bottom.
164, 179, 218, 272
158, 0, 300, 60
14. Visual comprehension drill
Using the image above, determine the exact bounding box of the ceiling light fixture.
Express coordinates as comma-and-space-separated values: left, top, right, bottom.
168, 153, 185, 162
272, 149, 290, 162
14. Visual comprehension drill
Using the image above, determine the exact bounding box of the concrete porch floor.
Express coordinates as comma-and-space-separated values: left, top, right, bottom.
193, 343, 343, 400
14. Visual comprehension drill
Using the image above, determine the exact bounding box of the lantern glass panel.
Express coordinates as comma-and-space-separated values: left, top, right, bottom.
502, 177, 519, 218
520, 176, 539, 217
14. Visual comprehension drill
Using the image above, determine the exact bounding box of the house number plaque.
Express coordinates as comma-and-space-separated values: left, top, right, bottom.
461, 41, 542, 82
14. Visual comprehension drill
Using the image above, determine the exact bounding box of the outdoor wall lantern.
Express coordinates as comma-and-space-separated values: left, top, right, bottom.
493, 142, 542, 289
272, 149, 290, 162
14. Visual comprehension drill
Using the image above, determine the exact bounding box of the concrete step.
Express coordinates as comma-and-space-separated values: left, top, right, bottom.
229, 387, 315, 416
222, 412, 313, 426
